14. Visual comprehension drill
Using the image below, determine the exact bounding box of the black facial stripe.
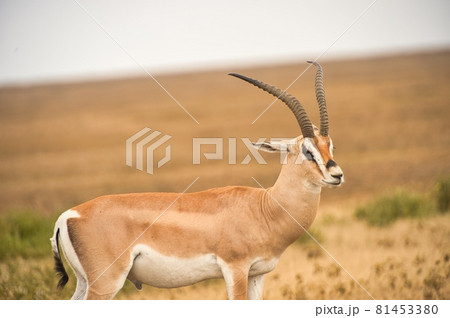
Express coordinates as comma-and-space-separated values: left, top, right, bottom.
326, 160, 337, 169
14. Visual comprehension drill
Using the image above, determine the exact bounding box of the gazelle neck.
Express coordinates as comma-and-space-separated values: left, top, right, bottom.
263, 161, 322, 250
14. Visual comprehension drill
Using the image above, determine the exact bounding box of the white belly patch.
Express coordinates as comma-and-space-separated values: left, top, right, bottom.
249, 257, 279, 276
128, 244, 223, 288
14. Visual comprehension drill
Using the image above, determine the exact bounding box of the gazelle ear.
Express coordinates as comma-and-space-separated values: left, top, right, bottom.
251, 142, 283, 153
251, 139, 298, 154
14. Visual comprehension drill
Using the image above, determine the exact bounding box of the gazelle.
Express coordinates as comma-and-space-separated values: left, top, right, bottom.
50, 61, 343, 300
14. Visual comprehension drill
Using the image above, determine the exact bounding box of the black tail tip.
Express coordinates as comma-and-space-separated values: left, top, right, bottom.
53, 251, 69, 290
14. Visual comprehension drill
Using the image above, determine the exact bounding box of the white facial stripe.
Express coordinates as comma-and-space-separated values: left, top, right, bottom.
302, 138, 328, 176
303, 139, 323, 164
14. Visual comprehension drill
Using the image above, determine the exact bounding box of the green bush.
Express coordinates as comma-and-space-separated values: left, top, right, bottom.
355, 191, 435, 227
0, 211, 56, 260
434, 177, 450, 213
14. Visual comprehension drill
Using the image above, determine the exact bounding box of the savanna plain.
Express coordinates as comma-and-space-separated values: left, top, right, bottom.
0, 51, 449, 300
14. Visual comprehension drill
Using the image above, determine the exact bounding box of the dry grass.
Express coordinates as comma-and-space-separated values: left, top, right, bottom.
0, 50, 449, 299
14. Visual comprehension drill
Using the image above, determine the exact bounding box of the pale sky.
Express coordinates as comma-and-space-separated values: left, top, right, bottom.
1, 0, 449, 86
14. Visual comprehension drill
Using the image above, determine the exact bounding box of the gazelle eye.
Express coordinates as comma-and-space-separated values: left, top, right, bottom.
302, 146, 315, 161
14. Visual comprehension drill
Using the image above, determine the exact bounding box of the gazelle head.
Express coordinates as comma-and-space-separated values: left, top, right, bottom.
229, 61, 344, 188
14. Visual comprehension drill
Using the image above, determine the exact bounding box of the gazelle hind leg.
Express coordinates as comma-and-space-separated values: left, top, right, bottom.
85, 258, 134, 300
247, 274, 265, 300
71, 274, 88, 300
85, 273, 127, 300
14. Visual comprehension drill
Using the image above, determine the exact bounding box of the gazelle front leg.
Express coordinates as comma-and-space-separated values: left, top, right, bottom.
219, 260, 249, 300
247, 274, 265, 300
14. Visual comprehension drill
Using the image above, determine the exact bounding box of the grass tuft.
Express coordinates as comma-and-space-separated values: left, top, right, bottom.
433, 176, 450, 213
355, 190, 435, 227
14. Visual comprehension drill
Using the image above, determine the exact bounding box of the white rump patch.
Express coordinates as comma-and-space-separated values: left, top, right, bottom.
53, 209, 88, 300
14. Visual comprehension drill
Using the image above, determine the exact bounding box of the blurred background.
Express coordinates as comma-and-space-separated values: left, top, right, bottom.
0, 0, 449, 300
1, 0, 449, 85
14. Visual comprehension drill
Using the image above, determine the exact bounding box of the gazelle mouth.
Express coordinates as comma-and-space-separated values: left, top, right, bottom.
322, 179, 342, 186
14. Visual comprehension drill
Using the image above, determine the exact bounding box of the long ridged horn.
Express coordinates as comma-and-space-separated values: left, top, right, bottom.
307, 60, 329, 136
228, 73, 315, 138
